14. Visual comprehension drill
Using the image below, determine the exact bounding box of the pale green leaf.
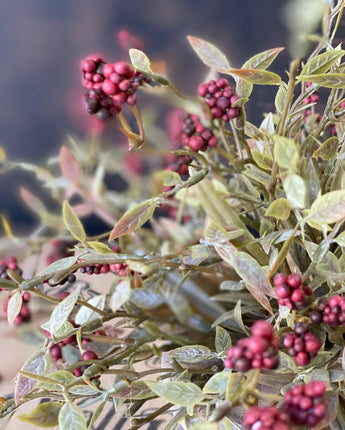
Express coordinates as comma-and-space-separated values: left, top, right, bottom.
18, 402, 61, 428
37, 370, 76, 391
215, 326, 232, 353
145, 380, 204, 410
87, 241, 113, 254
300, 50, 345, 76
129, 49, 152, 73
58, 401, 86, 430
306, 190, 345, 230
273, 136, 299, 171
62, 200, 86, 243
298, 73, 345, 88
7, 291, 23, 325
335, 231, 345, 246
242, 47, 284, 70
312, 136, 339, 160
170, 345, 214, 363
265, 198, 292, 220
75, 294, 105, 325
203, 370, 231, 395
275, 84, 287, 114
283, 174, 306, 209
40, 256, 78, 276
187, 35, 230, 72
109, 280, 131, 312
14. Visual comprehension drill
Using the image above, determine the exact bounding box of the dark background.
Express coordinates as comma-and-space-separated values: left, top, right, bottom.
0, 0, 289, 232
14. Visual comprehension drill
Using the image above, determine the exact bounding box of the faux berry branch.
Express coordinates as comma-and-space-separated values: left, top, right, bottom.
2, 2, 345, 429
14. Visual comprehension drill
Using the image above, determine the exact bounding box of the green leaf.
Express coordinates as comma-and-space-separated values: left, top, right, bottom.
253, 150, 273, 170
155, 170, 181, 186
18, 401, 61, 428
273, 136, 299, 171
58, 401, 86, 430
109, 199, 156, 240
36, 370, 76, 390
109, 280, 131, 312
275, 84, 288, 114
215, 245, 275, 314
62, 200, 86, 243
7, 291, 22, 325
15, 350, 50, 404
74, 294, 105, 325
283, 174, 306, 209
265, 198, 292, 220
335, 231, 345, 246
237, 79, 253, 99
312, 136, 339, 160
203, 370, 231, 395
215, 326, 232, 353
226, 68, 281, 85
87, 241, 113, 254
40, 255, 78, 276
0, 278, 17, 290
242, 47, 284, 70
129, 49, 152, 74
299, 50, 345, 76
130, 288, 165, 309
170, 345, 214, 363
43, 286, 80, 338
306, 190, 345, 230
187, 35, 230, 72
145, 380, 204, 413
298, 73, 345, 88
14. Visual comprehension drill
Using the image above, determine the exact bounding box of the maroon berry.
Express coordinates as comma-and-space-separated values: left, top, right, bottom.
82, 350, 98, 361
274, 273, 288, 286
251, 320, 274, 340
287, 273, 301, 288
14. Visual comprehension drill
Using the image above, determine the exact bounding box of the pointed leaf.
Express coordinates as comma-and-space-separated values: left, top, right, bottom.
170, 345, 214, 363
20, 187, 46, 216
299, 50, 345, 76
59, 146, 81, 185
43, 286, 80, 337
312, 136, 339, 160
306, 190, 345, 230
109, 280, 131, 312
187, 36, 230, 72
203, 370, 231, 395
74, 294, 105, 325
215, 326, 232, 353
62, 200, 86, 243
7, 291, 23, 325
226, 68, 281, 85
15, 350, 50, 404
58, 401, 86, 430
18, 401, 61, 428
109, 199, 156, 240
87, 241, 113, 254
145, 380, 204, 409
283, 174, 306, 209
275, 84, 288, 114
273, 136, 299, 171
129, 49, 152, 74
40, 255, 78, 276
298, 73, 345, 88
216, 245, 275, 314
36, 370, 77, 390
242, 47, 284, 70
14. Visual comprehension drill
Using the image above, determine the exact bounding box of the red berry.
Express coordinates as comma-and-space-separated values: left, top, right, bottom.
251, 320, 274, 339
82, 350, 98, 361
287, 273, 301, 288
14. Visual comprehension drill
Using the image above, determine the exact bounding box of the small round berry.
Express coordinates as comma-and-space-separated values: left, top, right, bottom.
82, 350, 98, 361
188, 135, 206, 152
251, 320, 274, 339
274, 273, 288, 286
287, 273, 301, 288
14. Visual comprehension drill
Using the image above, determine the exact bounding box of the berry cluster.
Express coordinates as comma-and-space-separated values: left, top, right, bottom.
198, 78, 240, 121
0, 257, 23, 280
166, 153, 192, 176
242, 406, 289, 430
81, 56, 150, 119
166, 109, 218, 153
283, 381, 327, 428
224, 320, 279, 372
72, 350, 98, 377
274, 273, 312, 309
3, 292, 31, 325
310, 295, 345, 327
283, 322, 321, 366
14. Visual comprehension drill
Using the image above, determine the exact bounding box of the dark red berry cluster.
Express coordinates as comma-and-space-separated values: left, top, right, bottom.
0, 257, 23, 280
198, 78, 240, 121
242, 406, 289, 430
81, 56, 151, 119
4, 292, 31, 325
73, 350, 98, 377
166, 109, 218, 153
224, 320, 279, 372
311, 295, 345, 327
283, 381, 327, 428
166, 153, 192, 176
283, 322, 321, 366
274, 273, 312, 309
